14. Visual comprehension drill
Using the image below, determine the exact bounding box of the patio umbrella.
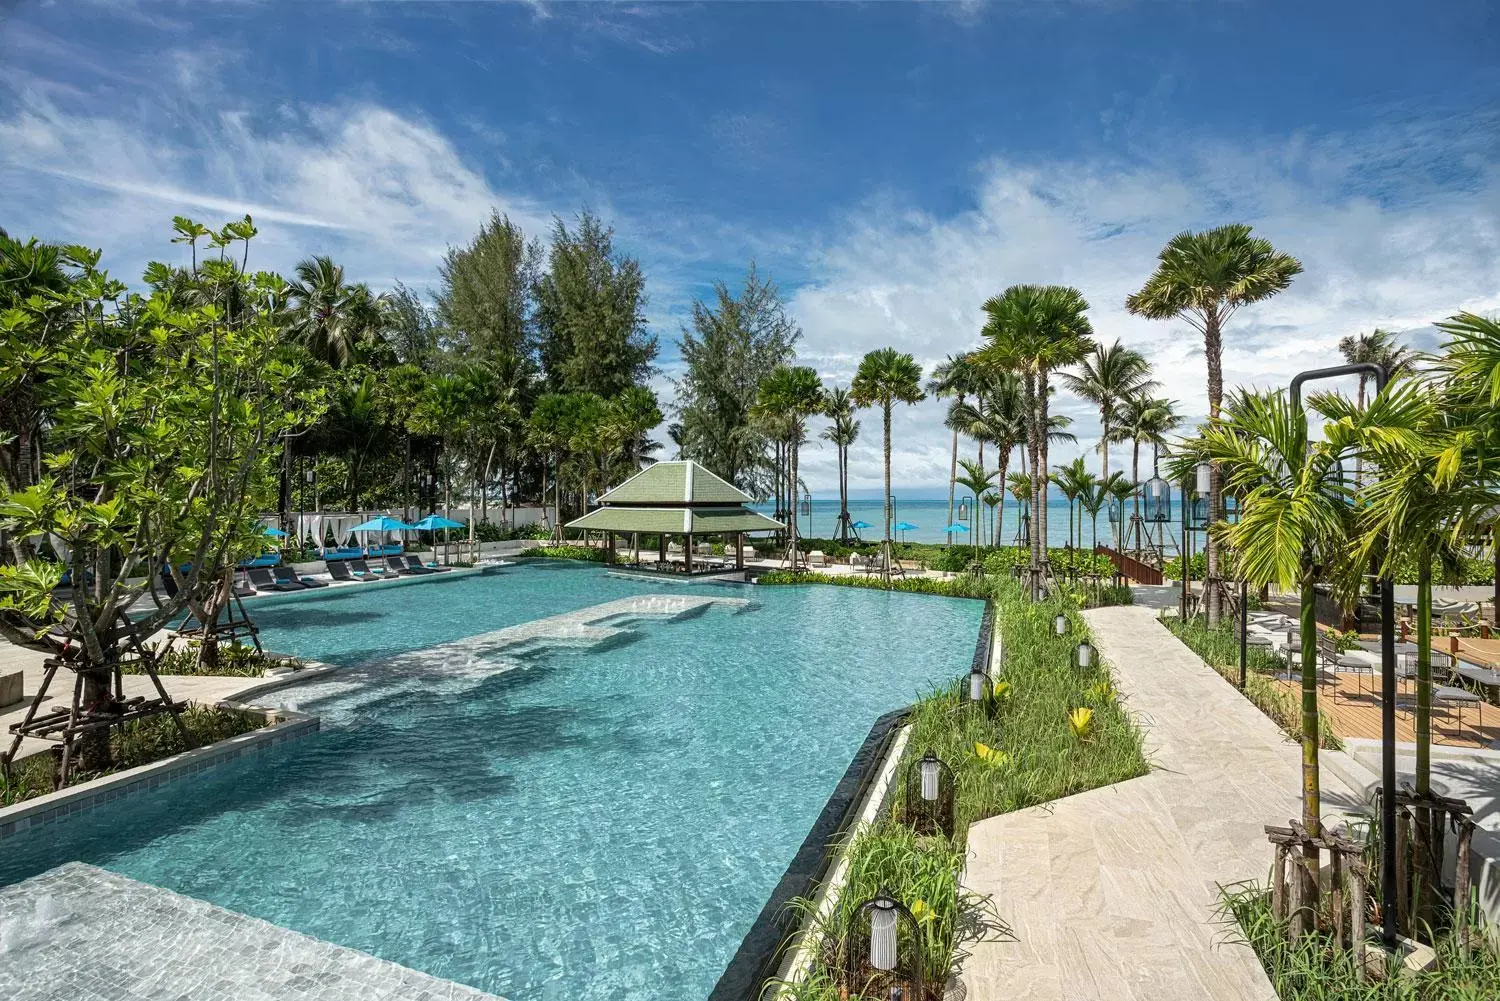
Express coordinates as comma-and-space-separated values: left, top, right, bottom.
940, 523, 969, 533
848, 518, 872, 543
262, 526, 287, 538
349, 515, 418, 557
894, 520, 918, 544
411, 514, 466, 564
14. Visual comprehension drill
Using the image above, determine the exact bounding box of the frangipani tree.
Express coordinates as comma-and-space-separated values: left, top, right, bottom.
0, 219, 322, 771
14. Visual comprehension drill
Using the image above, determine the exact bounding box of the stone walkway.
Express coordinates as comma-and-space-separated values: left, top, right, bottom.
0, 863, 502, 1001
962, 605, 1364, 1001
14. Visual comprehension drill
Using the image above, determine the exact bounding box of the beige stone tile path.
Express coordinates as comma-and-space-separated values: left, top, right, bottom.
962, 605, 1363, 1001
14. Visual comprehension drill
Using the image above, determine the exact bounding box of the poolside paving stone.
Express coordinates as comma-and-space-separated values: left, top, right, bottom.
962, 605, 1366, 1001
0, 863, 505, 1001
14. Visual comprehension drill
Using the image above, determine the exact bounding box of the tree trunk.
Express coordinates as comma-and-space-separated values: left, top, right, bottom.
1131, 444, 1141, 557
1024, 372, 1042, 593
1100, 409, 1110, 480
1038, 370, 1050, 563
789, 431, 801, 568
1205, 310, 1225, 625
1299, 560, 1321, 832
947, 424, 958, 546
882, 402, 893, 582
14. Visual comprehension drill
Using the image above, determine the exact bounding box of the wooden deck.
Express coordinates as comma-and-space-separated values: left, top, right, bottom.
1274, 672, 1500, 749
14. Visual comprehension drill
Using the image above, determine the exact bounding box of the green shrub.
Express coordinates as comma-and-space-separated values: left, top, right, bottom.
0, 705, 267, 807
1219, 883, 1500, 1000
143, 642, 299, 678
518, 545, 608, 562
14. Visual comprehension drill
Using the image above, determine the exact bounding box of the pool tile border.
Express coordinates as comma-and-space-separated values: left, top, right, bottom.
0, 659, 341, 842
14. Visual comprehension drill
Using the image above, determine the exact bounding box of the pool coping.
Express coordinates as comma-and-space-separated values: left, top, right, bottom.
709, 595, 996, 1000
0, 657, 339, 842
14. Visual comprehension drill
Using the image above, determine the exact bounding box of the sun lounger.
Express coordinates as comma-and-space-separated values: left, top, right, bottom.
232, 573, 255, 597
275, 565, 328, 588
351, 558, 396, 579
386, 556, 434, 576
248, 567, 305, 592
326, 561, 378, 583
807, 550, 828, 568
407, 555, 453, 573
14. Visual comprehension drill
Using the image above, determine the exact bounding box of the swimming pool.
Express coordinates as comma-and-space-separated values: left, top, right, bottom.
1, 562, 983, 1000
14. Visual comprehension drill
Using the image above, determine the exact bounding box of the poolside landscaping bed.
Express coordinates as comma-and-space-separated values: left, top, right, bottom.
1163, 613, 1342, 750
0, 705, 268, 808
130, 641, 303, 678
755, 574, 1148, 1000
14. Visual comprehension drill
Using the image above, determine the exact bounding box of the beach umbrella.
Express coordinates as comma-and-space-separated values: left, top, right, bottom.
411, 514, 466, 563
940, 523, 969, 533
349, 515, 418, 557
262, 526, 287, 538
894, 521, 918, 544
850, 520, 873, 529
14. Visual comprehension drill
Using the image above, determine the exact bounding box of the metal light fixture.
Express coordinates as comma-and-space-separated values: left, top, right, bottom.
957, 497, 969, 521
799, 497, 812, 518
906, 750, 955, 838
304, 468, 315, 483
1073, 639, 1095, 671
1054, 612, 1068, 637
1107, 499, 1120, 524
1195, 461, 1212, 497
1188, 496, 1210, 531
1143, 475, 1172, 523
846, 891, 923, 1000
968, 665, 989, 703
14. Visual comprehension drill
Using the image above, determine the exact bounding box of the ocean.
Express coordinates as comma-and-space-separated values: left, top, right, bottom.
749, 493, 1186, 548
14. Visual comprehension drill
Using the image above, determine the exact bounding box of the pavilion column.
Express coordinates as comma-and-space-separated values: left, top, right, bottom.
685, 533, 694, 573
658, 533, 668, 565
606, 531, 615, 564
632, 532, 639, 566
736, 532, 744, 571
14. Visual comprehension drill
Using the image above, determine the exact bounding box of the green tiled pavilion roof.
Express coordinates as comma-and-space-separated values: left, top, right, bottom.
596, 460, 752, 506
566, 506, 781, 534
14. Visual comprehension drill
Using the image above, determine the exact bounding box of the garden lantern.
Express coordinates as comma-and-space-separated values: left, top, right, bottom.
1194, 461, 1211, 497
905, 750, 955, 838
1188, 495, 1210, 531
1073, 639, 1095, 671
1054, 612, 1068, 637
799, 497, 812, 518
845, 891, 923, 1001
957, 497, 969, 521
1143, 475, 1172, 523
968, 665, 989, 703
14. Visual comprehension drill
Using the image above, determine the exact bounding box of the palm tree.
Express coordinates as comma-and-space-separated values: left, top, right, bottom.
980, 285, 1094, 594
821, 386, 861, 543
286, 256, 387, 368
1338, 328, 1410, 487
1113, 394, 1175, 558
1080, 477, 1108, 558
949, 372, 1026, 548
954, 458, 996, 559
1127, 224, 1302, 623
1199, 389, 1362, 890
928, 353, 982, 544
755, 366, 827, 568
1006, 471, 1031, 547
1059, 340, 1156, 481
1103, 472, 1134, 549
851, 348, 925, 580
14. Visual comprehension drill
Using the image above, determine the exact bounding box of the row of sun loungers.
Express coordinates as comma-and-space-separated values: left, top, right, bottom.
240, 556, 454, 594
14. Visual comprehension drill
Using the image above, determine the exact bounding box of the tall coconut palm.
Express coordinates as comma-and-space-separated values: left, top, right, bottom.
949, 372, 1026, 547
1127, 224, 1302, 623
1059, 340, 1156, 481
1114, 394, 1176, 558
980, 285, 1094, 594
286, 256, 387, 368
928, 353, 982, 544
954, 458, 996, 559
821, 386, 860, 543
851, 348, 924, 581
754, 365, 826, 568
1198, 389, 1364, 887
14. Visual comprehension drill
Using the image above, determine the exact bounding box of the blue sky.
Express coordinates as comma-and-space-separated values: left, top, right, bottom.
3, 0, 1498, 495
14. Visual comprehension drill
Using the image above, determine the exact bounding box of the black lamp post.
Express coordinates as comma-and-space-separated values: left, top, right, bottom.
1290, 361, 1396, 948
906, 750, 956, 838
846, 890, 923, 1001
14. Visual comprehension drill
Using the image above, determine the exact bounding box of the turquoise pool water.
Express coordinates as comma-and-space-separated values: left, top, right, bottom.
0, 562, 983, 1000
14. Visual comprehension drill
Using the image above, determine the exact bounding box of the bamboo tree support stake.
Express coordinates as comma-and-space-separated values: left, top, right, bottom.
1350, 862, 1368, 981
1330, 846, 1344, 949
1455, 817, 1475, 956
1396, 807, 1410, 936
1271, 843, 1288, 923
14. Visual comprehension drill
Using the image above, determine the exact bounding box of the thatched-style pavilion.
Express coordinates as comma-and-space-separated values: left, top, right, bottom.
565, 460, 782, 573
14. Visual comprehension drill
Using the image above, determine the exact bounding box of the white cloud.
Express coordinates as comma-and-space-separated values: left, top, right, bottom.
784, 125, 1500, 494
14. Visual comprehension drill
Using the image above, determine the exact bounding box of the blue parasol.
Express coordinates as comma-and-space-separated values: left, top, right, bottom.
409, 515, 465, 531
941, 522, 969, 533
850, 520, 874, 530
262, 526, 287, 538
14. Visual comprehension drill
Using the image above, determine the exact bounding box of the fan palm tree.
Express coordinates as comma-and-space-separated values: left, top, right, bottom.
754, 365, 826, 568
949, 373, 1027, 547
821, 386, 860, 543
1198, 389, 1365, 882
286, 256, 387, 368
1113, 394, 1175, 556
980, 285, 1094, 592
954, 458, 997, 559
1127, 224, 1302, 622
851, 348, 924, 580
928, 353, 982, 544
1338, 328, 1410, 487
1059, 340, 1156, 481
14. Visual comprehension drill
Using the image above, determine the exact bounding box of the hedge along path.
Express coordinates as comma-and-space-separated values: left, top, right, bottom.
959, 605, 1364, 1001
